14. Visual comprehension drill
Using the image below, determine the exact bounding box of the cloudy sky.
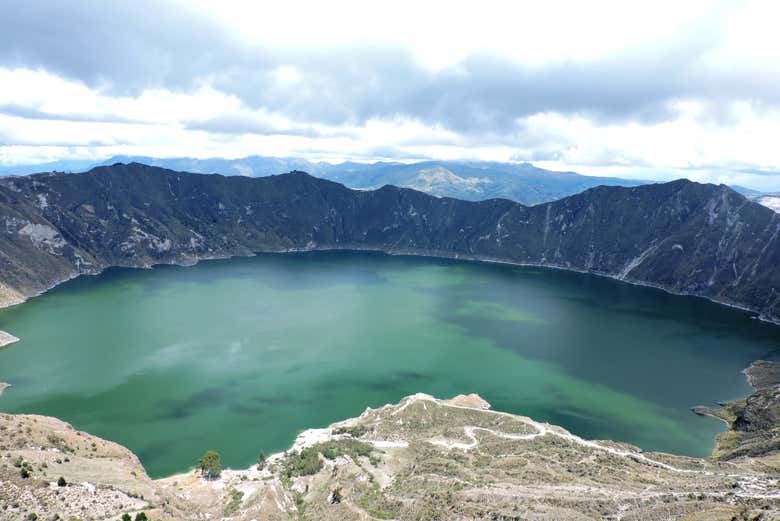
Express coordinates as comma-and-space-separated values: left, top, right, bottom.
1, 0, 780, 190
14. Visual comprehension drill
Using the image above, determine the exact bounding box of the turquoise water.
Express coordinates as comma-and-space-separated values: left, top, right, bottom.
0, 252, 777, 478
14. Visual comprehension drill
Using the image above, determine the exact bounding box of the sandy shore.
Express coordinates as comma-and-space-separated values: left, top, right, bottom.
0, 330, 19, 348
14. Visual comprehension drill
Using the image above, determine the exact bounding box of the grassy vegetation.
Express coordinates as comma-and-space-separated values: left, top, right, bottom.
13, 456, 33, 479
46, 434, 74, 454
332, 425, 370, 438
293, 490, 308, 518
283, 446, 323, 477
282, 439, 380, 478
319, 439, 376, 463
356, 481, 402, 519
223, 487, 244, 516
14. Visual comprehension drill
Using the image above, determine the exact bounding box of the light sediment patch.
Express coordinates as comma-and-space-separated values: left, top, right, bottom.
0, 329, 19, 348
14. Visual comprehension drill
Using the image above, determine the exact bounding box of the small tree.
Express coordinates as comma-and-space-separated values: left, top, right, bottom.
197, 450, 221, 479
134, 513, 148, 521
256, 451, 266, 470
331, 487, 342, 504
121, 514, 132, 521
57, 476, 67, 487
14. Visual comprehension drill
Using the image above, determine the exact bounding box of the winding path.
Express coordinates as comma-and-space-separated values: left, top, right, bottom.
389, 394, 780, 499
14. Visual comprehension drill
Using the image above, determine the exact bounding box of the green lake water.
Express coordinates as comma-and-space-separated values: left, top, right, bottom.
0, 252, 778, 478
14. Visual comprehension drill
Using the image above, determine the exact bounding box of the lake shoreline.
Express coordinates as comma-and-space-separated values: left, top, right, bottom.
0, 249, 772, 467
1, 246, 777, 327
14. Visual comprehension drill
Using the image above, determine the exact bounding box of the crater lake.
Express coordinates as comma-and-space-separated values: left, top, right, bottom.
1, 251, 778, 477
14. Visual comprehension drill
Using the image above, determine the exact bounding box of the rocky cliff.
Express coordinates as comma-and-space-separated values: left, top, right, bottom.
1, 163, 778, 322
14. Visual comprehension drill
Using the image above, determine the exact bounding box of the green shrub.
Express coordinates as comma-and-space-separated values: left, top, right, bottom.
223, 488, 244, 516
282, 438, 380, 479
319, 439, 375, 462
333, 425, 369, 437
282, 446, 323, 477
293, 490, 306, 514
47, 434, 73, 453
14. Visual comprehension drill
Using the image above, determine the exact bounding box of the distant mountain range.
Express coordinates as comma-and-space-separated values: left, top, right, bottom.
0, 156, 649, 206
0, 163, 778, 323
3, 155, 778, 212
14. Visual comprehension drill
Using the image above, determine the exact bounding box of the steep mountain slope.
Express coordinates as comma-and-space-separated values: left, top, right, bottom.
1, 155, 648, 205
0, 163, 778, 323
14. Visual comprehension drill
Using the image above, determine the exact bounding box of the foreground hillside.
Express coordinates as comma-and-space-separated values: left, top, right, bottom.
1, 364, 779, 520
0, 163, 778, 322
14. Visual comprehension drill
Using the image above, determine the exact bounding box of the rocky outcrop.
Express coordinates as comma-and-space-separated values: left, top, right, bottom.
1, 163, 778, 322
694, 361, 780, 466
746, 361, 780, 391
0, 413, 156, 520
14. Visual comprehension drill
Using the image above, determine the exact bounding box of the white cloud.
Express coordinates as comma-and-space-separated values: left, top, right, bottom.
193, 0, 715, 69
1, 1, 780, 190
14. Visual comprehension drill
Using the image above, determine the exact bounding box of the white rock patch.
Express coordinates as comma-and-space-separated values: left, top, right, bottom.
18, 223, 66, 250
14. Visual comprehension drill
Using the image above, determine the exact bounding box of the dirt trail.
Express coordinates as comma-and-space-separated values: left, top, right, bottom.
403, 394, 780, 499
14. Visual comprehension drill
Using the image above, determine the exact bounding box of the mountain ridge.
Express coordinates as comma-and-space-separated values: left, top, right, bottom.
0, 163, 778, 323
7, 155, 779, 212
0, 155, 651, 205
